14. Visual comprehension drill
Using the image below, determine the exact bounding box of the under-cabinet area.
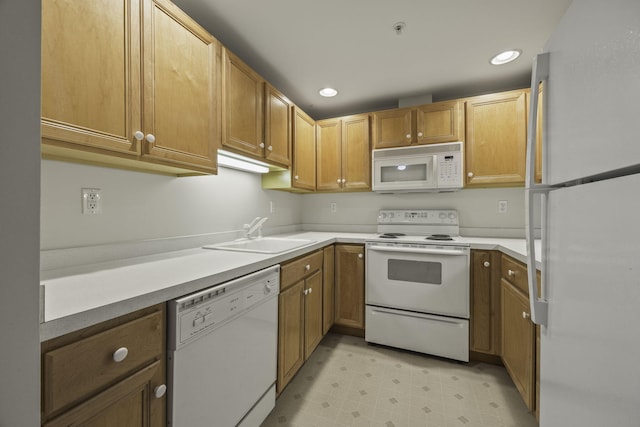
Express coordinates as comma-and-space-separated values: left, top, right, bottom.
40, 237, 541, 426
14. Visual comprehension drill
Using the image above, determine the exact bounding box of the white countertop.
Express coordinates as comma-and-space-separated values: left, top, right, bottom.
40, 232, 540, 341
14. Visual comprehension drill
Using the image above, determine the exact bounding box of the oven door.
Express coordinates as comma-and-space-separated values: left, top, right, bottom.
365, 243, 470, 318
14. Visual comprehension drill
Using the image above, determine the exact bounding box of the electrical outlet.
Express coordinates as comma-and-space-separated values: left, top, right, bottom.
269, 200, 276, 213
82, 188, 102, 214
498, 200, 508, 214
330, 202, 337, 213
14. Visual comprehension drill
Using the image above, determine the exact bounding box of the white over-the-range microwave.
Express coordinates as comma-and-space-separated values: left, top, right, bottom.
372, 141, 464, 193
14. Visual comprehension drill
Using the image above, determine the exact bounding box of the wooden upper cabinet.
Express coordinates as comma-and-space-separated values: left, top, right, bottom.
316, 114, 371, 192
222, 49, 264, 158
416, 100, 462, 145
372, 107, 412, 148
264, 84, 292, 167
41, 0, 219, 174
372, 100, 462, 149
41, 0, 141, 156
292, 107, 316, 191
316, 119, 342, 191
141, 0, 219, 172
465, 89, 528, 187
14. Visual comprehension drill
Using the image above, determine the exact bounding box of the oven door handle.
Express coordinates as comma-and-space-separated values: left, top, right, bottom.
367, 245, 466, 256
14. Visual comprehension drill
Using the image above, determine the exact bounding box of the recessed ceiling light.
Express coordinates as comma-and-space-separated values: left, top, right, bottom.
490, 49, 522, 65
319, 87, 338, 97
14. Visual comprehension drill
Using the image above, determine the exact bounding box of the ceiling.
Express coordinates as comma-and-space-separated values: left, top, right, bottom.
172, 0, 572, 119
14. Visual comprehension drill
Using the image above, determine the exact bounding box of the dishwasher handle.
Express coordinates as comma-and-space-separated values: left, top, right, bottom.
367, 245, 467, 256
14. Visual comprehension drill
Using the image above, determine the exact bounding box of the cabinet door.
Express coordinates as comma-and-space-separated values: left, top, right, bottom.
416, 100, 462, 145
470, 250, 501, 355
304, 270, 324, 359
222, 49, 264, 157
334, 244, 365, 330
292, 107, 316, 191
342, 114, 371, 191
41, 0, 141, 156
277, 281, 305, 392
44, 361, 163, 427
322, 246, 335, 335
465, 90, 527, 187
501, 279, 535, 410
316, 119, 342, 191
142, 0, 218, 172
372, 108, 412, 149
264, 84, 292, 167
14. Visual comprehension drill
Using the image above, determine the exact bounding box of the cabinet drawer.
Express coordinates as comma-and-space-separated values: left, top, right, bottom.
43, 310, 163, 416
501, 255, 528, 295
281, 250, 323, 291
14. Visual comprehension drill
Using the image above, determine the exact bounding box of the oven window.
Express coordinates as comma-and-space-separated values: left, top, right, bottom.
380, 164, 427, 182
388, 259, 442, 284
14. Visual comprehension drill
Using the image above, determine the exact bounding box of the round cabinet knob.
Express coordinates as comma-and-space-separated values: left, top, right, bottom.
294, 175, 299, 180
268, 145, 273, 151
259, 143, 265, 148
154, 384, 167, 399
508, 269, 515, 276
113, 347, 129, 363
303, 289, 308, 295
405, 134, 411, 139
341, 178, 346, 184
417, 131, 423, 137
467, 172, 474, 178
308, 288, 312, 294
522, 312, 531, 320
358, 253, 363, 259
133, 131, 144, 141
145, 134, 155, 144
305, 264, 310, 271
483, 261, 490, 267
337, 179, 341, 184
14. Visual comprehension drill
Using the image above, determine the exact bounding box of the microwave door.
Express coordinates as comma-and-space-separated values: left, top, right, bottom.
375, 155, 436, 191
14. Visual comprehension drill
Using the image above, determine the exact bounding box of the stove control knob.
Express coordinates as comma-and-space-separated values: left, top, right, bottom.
439, 212, 446, 219
448, 213, 456, 219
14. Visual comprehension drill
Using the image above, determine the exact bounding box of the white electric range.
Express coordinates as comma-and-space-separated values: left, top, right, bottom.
365, 209, 471, 362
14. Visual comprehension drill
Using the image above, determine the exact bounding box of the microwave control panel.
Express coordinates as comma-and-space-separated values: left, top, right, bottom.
437, 151, 462, 188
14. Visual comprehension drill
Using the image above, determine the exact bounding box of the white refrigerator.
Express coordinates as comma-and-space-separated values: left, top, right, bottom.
525, 1, 640, 426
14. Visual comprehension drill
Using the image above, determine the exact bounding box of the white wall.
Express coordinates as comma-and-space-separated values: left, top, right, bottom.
302, 187, 527, 237
0, 0, 41, 425
41, 160, 303, 249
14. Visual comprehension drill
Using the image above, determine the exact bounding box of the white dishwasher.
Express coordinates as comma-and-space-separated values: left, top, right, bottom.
168, 265, 280, 427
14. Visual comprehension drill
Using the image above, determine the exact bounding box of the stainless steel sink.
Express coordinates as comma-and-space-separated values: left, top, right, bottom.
203, 237, 316, 254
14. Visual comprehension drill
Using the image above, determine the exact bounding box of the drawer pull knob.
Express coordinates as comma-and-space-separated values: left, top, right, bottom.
467, 172, 474, 178
154, 384, 167, 398
522, 311, 530, 319
113, 347, 129, 363
308, 287, 312, 294
305, 264, 310, 271
483, 261, 490, 267
508, 269, 515, 276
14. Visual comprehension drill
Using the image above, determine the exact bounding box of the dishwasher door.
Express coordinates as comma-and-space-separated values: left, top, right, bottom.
168, 266, 279, 427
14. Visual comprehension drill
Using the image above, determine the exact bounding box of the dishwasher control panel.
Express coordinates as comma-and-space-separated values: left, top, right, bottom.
169, 265, 280, 349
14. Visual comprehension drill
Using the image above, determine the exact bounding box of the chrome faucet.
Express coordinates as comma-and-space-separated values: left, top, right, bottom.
244, 217, 269, 239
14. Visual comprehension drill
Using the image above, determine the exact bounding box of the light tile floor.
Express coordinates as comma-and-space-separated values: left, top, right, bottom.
262, 333, 538, 427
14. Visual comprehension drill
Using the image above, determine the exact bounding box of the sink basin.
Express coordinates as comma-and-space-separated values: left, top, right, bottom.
203, 237, 316, 254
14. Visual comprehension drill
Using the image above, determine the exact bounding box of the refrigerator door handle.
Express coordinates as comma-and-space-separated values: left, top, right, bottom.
525, 52, 551, 327
525, 188, 549, 327
526, 52, 549, 189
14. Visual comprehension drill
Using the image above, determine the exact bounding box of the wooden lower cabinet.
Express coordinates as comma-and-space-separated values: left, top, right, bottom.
334, 244, 365, 333
277, 250, 325, 393
470, 250, 501, 356
501, 278, 535, 410
41, 304, 166, 426
323, 245, 335, 335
